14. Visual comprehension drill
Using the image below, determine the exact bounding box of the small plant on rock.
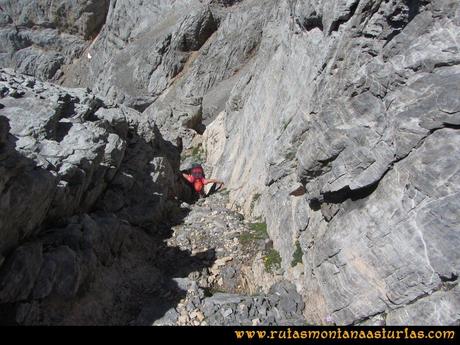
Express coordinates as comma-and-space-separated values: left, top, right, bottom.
291, 240, 303, 267
249, 222, 267, 238
182, 143, 205, 163
239, 221, 268, 245
264, 248, 282, 273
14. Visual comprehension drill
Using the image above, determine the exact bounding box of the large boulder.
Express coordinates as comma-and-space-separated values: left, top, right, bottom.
0, 69, 125, 255
0, 69, 184, 324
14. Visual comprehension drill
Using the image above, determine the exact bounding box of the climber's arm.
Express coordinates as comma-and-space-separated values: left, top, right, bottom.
204, 178, 224, 186
182, 173, 194, 183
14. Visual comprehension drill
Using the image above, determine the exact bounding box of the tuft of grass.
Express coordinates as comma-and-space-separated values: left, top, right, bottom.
239, 232, 254, 246
264, 249, 282, 273
239, 221, 268, 246
191, 145, 201, 157
291, 240, 303, 267
249, 222, 268, 239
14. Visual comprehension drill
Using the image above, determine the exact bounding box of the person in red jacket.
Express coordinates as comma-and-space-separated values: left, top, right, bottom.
182, 163, 224, 198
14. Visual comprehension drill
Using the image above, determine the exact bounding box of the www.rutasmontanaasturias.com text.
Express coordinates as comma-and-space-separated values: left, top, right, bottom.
234, 327, 456, 340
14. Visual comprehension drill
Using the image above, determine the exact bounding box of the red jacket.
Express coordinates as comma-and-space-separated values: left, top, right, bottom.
184, 174, 208, 193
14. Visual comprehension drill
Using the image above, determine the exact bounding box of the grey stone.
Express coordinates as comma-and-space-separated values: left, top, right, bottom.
206, 293, 244, 305
31, 255, 58, 300
173, 277, 194, 291
44, 246, 81, 299
0, 1, 109, 80
0, 69, 124, 255
221, 308, 233, 318
153, 308, 179, 326
0, 243, 43, 303
386, 285, 460, 326
15, 301, 40, 325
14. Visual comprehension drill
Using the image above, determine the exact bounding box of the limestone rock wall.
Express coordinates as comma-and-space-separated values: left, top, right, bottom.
205, 0, 460, 325
0, 0, 459, 325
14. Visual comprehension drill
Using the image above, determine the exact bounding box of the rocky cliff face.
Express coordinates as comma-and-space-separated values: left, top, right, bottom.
0, 0, 110, 80
0, 69, 187, 324
0, 0, 459, 325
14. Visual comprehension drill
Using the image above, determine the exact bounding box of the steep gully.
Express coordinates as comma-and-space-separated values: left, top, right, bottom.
1, 0, 459, 326
0, 68, 305, 325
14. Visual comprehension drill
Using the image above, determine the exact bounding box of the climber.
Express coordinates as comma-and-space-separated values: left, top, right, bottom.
182, 163, 224, 198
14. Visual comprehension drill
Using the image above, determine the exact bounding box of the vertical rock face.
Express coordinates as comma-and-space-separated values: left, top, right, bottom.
61, 0, 219, 111
0, 0, 459, 325
203, 0, 460, 325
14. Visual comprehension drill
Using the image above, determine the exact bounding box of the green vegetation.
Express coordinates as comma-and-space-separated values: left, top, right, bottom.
249, 222, 267, 236
239, 232, 255, 246
191, 145, 202, 157
239, 221, 268, 246
291, 240, 303, 267
182, 143, 205, 162
264, 248, 282, 273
